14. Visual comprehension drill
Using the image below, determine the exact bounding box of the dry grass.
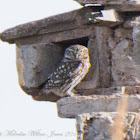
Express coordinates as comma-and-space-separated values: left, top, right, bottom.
111, 87, 128, 140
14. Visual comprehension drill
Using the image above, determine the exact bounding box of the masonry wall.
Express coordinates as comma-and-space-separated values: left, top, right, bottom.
0, 3, 140, 140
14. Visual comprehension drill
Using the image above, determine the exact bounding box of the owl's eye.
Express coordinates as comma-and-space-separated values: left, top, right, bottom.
80, 50, 83, 53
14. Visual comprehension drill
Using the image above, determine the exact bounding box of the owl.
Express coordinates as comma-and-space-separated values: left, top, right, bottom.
40, 44, 91, 97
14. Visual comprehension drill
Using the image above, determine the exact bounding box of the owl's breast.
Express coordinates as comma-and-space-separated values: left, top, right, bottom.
82, 59, 91, 69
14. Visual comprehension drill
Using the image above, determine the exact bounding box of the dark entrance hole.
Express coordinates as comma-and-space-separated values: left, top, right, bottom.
53, 37, 89, 48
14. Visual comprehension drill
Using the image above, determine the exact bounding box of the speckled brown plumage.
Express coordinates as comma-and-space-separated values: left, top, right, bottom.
41, 44, 91, 97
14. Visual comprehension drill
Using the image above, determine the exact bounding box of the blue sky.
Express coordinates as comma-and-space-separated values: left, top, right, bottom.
0, 1, 81, 140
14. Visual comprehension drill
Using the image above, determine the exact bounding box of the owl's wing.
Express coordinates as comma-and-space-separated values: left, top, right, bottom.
44, 61, 82, 89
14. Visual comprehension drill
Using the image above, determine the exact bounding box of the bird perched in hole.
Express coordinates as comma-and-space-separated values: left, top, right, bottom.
40, 44, 91, 97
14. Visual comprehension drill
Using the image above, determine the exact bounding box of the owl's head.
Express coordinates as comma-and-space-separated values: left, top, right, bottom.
63, 45, 90, 61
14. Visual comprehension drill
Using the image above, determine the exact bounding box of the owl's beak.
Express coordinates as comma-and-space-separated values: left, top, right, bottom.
76, 54, 79, 59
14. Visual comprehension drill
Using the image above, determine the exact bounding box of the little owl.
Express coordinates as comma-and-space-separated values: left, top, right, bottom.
40, 44, 90, 97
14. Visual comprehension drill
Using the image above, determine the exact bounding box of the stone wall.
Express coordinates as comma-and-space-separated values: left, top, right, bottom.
0, 0, 140, 139
76, 112, 140, 140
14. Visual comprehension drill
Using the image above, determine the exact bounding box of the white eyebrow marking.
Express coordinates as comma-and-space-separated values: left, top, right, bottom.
54, 80, 60, 84
69, 72, 72, 76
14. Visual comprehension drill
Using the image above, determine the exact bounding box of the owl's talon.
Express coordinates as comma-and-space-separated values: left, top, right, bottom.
71, 88, 78, 94
66, 91, 75, 97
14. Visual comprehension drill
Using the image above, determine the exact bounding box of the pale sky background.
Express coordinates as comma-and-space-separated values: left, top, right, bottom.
0, 0, 82, 140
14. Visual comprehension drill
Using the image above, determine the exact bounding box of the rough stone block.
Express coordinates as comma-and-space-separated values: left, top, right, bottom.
124, 16, 140, 28
87, 9, 123, 27
112, 39, 140, 86
76, 86, 140, 96
15, 25, 94, 46
0, 7, 94, 43
57, 95, 140, 118
114, 28, 132, 40
75, 0, 140, 5
16, 43, 63, 96
95, 26, 112, 88
75, 0, 140, 11
75, 36, 100, 91
132, 25, 140, 65
76, 27, 112, 92
76, 112, 140, 140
